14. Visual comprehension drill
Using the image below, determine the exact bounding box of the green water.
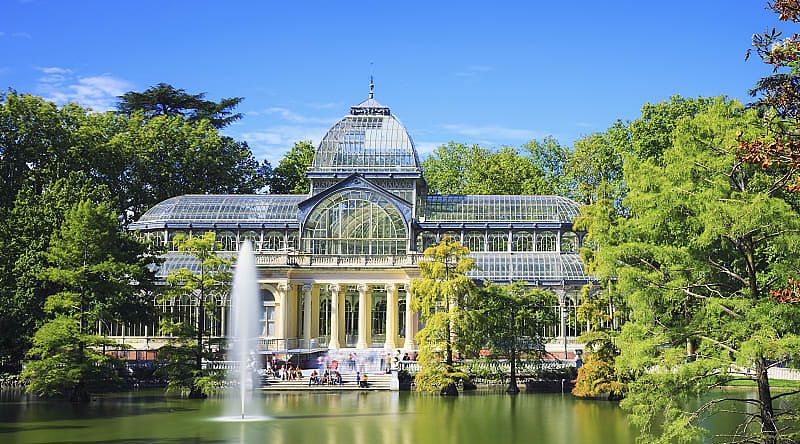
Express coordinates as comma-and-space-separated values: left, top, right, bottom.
0, 387, 762, 444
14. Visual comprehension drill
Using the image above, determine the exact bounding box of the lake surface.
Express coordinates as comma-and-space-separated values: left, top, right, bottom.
0, 387, 755, 444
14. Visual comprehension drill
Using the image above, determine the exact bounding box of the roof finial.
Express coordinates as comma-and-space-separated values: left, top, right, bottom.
369, 61, 374, 99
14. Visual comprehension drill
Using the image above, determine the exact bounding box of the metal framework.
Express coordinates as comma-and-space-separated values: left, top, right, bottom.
134, 195, 305, 226
303, 189, 407, 255
421, 195, 581, 223
311, 112, 421, 172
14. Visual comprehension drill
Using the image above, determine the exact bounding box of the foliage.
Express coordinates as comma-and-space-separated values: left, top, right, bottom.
116, 83, 243, 129
411, 236, 476, 392
21, 200, 155, 401
0, 91, 267, 370
268, 140, 315, 194
421, 140, 568, 195
158, 232, 231, 398
583, 98, 800, 443
474, 282, 558, 393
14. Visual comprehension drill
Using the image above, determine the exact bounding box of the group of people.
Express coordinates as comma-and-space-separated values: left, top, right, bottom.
308, 368, 343, 386
268, 357, 302, 381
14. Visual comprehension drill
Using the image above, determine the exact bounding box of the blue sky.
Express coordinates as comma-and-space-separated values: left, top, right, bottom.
0, 0, 784, 165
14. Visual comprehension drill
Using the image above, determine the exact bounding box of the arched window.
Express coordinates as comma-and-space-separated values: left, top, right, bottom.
416, 231, 437, 251
303, 190, 407, 255
487, 232, 508, 252
561, 232, 578, 253
442, 231, 460, 244
287, 232, 298, 251
464, 232, 485, 252
263, 231, 285, 251
218, 231, 237, 251
345, 287, 359, 344
260, 289, 275, 337
536, 231, 556, 252
319, 290, 331, 336
372, 288, 387, 336
241, 230, 260, 250
513, 231, 534, 251
398, 295, 406, 337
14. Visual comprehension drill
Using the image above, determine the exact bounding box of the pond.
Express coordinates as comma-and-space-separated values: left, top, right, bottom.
0, 388, 753, 443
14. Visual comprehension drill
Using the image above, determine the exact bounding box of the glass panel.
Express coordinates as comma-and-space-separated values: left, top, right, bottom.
536, 231, 556, 252
513, 231, 534, 252
303, 189, 407, 255
422, 195, 580, 223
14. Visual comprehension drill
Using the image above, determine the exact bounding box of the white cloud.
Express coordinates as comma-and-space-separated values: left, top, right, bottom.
0, 32, 5, 37
11, 32, 32, 39
414, 141, 444, 157
246, 106, 336, 125
309, 101, 343, 110
238, 124, 330, 165
35, 67, 131, 112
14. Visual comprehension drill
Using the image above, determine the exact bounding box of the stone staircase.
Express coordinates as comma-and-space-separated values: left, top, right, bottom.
260, 371, 392, 391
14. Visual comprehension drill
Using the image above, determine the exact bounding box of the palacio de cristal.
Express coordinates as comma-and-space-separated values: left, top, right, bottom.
112, 86, 596, 358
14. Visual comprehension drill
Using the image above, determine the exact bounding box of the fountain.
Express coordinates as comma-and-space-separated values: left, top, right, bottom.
220, 240, 268, 421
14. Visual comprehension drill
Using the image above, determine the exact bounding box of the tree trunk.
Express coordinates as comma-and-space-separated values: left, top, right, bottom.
756, 357, 777, 444
190, 294, 206, 399
507, 348, 519, 394
69, 381, 90, 403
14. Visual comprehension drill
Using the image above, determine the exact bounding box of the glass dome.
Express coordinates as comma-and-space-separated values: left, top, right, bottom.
310, 97, 421, 173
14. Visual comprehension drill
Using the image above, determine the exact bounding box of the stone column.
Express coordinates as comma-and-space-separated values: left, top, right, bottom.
328, 284, 342, 349
384, 283, 399, 349
403, 285, 416, 350
277, 282, 289, 346
356, 283, 372, 349
302, 284, 312, 346
311, 284, 320, 339
557, 289, 568, 360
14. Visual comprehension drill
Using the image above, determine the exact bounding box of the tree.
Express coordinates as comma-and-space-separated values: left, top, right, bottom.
421, 141, 563, 195
410, 236, 476, 395
566, 126, 626, 205
117, 83, 243, 129
476, 282, 557, 394
587, 99, 800, 443
110, 113, 269, 221
159, 231, 231, 398
21, 200, 155, 401
268, 140, 315, 194
523, 136, 572, 196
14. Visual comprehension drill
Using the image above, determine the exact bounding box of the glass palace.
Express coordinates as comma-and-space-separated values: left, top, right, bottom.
116, 87, 596, 354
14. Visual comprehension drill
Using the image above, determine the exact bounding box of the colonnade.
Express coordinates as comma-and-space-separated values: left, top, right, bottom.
272, 282, 418, 350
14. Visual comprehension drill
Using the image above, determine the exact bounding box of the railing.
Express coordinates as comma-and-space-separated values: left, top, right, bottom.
397, 359, 574, 376
258, 337, 328, 351
254, 253, 423, 268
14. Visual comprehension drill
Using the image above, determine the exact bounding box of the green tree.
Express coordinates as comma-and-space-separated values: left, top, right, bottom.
421, 141, 564, 195
268, 140, 315, 194
588, 99, 800, 443
110, 113, 268, 221
567, 125, 627, 205
159, 231, 231, 398
410, 236, 476, 395
421, 142, 479, 194
21, 200, 155, 401
523, 136, 572, 195
117, 83, 243, 129
476, 282, 558, 394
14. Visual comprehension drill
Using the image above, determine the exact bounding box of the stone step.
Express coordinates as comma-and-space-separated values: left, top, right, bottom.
260, 372, 392, 391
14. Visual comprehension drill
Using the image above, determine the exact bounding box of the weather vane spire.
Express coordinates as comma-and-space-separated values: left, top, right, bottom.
369, 61, 374, 99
